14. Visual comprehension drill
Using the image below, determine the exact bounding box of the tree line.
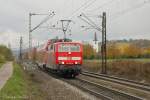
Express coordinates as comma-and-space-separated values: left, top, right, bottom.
0, 45, 13, 63
83, 43, 150, 59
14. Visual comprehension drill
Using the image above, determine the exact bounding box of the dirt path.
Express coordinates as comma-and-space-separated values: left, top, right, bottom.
0, 62, 13, 90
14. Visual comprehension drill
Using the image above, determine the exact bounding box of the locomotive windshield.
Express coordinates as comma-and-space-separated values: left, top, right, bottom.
58, 44, 80, 52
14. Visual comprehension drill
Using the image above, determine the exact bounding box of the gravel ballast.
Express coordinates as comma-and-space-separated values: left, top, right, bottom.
24, 63, 99, 100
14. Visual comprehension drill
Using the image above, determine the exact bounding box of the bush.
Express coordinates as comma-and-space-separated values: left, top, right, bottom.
0, 54, 6, 63
0, 45, 13, 62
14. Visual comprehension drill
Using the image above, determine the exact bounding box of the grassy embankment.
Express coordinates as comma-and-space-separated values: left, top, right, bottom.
0, 45, 13, 69
0, 63, 28, 99
83, 59, 150, 83
0, 63, 4, 69
0, 62, 45, 100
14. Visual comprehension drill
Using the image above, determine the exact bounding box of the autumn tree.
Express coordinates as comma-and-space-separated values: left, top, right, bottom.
0, 45, 13, 62
83, 44, 96, 59
107, 44, 121, 59
143, 47, 150, 58
123, 44, 142, 58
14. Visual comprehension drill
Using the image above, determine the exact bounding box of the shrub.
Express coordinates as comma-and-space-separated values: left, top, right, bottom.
0, 45, 13, 61
0, 54, 6, 63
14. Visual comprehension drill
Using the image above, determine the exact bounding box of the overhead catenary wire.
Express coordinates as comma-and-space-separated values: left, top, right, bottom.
81, 13, 101, 30
81, 0, 150, 26
78, 13, 102, 18
111, 0, 150, 21
87, 0, 116, 13
78, 15, 101, 31
84, 0, 150, 21
54, 0, 98, 38
68, 0, 92, 19
69, 0, 97, 19
78, 16, 97, 30
31, 12, 55, 32
79, 0, 97, 12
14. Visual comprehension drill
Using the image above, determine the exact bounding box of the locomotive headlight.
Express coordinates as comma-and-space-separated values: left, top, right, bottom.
62, 62, 64, 64
75, 62, 78, 64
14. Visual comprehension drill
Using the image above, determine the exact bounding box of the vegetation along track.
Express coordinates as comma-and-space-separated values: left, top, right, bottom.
82, 71, 150, 92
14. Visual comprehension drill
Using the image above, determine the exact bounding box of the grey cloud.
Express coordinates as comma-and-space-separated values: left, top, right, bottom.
0, 0, 150, 49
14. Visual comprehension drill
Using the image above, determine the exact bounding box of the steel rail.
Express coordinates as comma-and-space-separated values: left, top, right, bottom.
82, 71, 150, 92
67, 78, 143, 100
63, 79, 112, 100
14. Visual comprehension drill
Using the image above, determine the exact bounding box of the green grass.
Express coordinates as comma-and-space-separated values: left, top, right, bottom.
0, 63, 28, 99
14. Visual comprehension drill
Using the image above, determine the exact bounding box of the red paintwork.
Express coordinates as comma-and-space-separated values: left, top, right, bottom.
55, 42, 83, 65
37, 40, 83, 69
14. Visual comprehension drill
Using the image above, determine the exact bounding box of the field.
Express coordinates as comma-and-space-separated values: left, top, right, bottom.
82, 59, 150, 83
0, 63, 28, 99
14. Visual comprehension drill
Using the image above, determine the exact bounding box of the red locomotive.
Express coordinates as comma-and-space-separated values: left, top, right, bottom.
35, 39, 83, 77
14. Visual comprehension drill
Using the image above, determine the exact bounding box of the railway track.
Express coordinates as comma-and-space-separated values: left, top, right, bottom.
23, 62, 144, 100
81, 71, 150, 92
35, 64, 144, 100
63, 78, 143, 100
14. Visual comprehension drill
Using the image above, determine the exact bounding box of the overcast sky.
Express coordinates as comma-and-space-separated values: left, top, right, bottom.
0, 0, 150, 49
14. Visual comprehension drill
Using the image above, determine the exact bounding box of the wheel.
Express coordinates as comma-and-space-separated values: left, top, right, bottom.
43, 64, 46, 69
72, 74, 76, 78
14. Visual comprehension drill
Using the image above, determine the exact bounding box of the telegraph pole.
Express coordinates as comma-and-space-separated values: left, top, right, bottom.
29, 13, 32, 52
101, 12, 107, 74
79, 12, 107, 74
19, 36, 23, 61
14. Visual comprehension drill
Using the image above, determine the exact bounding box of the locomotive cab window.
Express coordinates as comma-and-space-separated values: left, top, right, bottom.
58, 44, 80, 52
70, 44, 80, 52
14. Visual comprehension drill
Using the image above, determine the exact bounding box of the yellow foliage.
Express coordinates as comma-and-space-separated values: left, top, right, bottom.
83, 44, 96, 59
116, 43, 129, 54
107, 44, 121, 59
123, 44, 142, 57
